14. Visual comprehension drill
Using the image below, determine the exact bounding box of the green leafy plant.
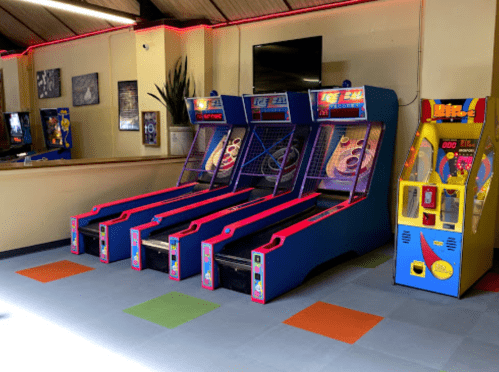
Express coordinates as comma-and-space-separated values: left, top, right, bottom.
148, 56, 195, 127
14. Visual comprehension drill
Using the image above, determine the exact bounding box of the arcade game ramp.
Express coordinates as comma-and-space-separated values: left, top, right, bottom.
202, 86, 399, 303
71, 94, 247, 261
394, 98, 499, 297
131, 92, 316, 280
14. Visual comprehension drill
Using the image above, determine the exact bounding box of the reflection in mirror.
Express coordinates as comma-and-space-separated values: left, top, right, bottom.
472, 137, 494, 233
409, 138, 433, 182
402, 185, 419, 219
402, 138, 433, 219
440, 189, 459, 224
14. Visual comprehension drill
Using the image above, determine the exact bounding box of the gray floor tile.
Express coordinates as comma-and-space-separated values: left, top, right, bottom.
321, 282, 407, 317
483, 292, 499, 312
171, 303, 283, 350
318, 344, 440, 372
468, 311, 499, 346
356, 319, 463, 369
137, 331, 287, 372
388, 298, 483, 336
234, 323, 351, 372
281, 263, 369, 301
352, 261, 418, 297
443, 337, 499, 372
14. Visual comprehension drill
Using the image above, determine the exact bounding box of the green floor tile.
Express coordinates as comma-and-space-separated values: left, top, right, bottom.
351, 253, 391, 268
123, 291, 220, 329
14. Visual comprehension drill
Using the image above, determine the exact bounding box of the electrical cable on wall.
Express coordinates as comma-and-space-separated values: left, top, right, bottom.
399, 0, 423, 107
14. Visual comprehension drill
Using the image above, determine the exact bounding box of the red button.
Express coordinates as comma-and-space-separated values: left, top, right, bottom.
422, 185, 437, 209
423, 213, 436, 226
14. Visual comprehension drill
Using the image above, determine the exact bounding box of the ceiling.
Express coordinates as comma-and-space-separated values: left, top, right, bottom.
0, 0, 371, 52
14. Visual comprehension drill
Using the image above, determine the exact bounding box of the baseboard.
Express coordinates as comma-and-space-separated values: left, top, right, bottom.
0, 239, 70, 260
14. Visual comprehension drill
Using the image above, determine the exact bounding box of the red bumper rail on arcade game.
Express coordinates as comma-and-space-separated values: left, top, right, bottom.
70, 94, 248, 261
201, 85, 398, 303
131, 92, 316, 278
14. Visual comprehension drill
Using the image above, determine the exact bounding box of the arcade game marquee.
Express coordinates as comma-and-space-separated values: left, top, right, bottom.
202, 86, 398, 303
394, 98, 499, 297
131, 92, 315, 279
71, 94, 250, 262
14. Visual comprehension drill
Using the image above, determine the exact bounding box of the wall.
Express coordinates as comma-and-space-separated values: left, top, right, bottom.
1, 57, 22, 112
0, 159, 184, 252
421, 0, 497, 98
31, 28, 138, 159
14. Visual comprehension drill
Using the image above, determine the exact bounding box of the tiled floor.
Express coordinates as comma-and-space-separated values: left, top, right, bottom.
1, 244, 499, 372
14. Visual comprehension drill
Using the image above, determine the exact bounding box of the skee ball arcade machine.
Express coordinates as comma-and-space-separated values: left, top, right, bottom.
394, 98, 499, 297
71, 94, 248, 261
131, 92, 315, 278
202, 86, 398, 303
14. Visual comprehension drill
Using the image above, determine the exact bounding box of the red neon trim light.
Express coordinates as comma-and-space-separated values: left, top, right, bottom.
135, 24, 211, 34
1, 0, 373, 58
212, 0, 375, 28
1, 24, 132, 59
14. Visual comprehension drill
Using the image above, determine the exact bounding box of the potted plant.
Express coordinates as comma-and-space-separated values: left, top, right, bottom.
148, 56, 196, 156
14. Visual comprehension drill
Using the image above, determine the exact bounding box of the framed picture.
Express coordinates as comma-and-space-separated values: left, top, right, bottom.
142, 111, 160, 147
72, 73, 99, 106
118, 80, 139, 131
37, 68, 61, 99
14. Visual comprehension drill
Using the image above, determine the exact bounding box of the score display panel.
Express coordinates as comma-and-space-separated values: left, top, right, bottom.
437, 138, 478, 182
192, 97, 226, 123
316, 88, 366, 119
250, 94, 291, 122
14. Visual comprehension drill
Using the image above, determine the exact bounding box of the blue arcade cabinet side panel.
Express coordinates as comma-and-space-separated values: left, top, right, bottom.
395, 225, 462, 297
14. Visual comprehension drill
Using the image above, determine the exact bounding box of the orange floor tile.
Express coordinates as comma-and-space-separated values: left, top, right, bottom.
16, 260, 94, 283
283, 301, 384, 344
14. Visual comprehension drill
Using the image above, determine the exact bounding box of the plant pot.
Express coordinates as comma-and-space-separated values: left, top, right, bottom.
170, 126, 194, 156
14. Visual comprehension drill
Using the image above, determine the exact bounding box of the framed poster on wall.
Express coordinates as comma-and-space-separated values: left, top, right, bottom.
118, 80, 139, 131
37, 68, 61, 99
142, 111, 160, 147
72, 72, 99, 106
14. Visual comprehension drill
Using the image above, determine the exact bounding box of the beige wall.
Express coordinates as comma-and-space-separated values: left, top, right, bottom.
0, 159, 184, 252
31, 28, 138, 159
421, 0, 497, 98
1, 57, 23, 112
135, 27, 173, 157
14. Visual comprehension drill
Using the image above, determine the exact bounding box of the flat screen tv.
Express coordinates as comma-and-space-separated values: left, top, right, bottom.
253, 36, 322, 94
4, 112, 31, 146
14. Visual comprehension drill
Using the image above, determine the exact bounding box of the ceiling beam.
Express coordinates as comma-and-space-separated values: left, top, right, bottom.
281, 0, 293, 11
136, 0, 168, 21
79, 0, 114, 28
43, 7, 78, 35
209, 0, 230, 22
0, 4, 47, 42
